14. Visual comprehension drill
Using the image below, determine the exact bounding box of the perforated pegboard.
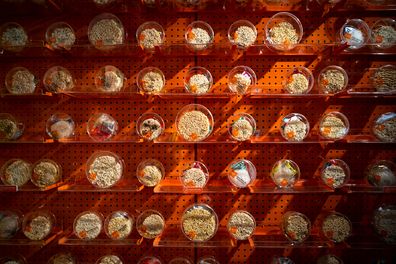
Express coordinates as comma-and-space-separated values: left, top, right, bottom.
0, 1, 396, 264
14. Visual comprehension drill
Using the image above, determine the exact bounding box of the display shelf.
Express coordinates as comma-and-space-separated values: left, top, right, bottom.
2, 43, 396, 59
2, 88, 395, 100
0, 230, 61, 247
251, 236, 330, 249
0, 181, 63, 193
345, 181, 396, 193
57, 177, 141, 193
154, 227, 234, 248
249, 180, 334, 194
1, 0, 395, 16
57, 183, 141, 192
225, 0, 396, 12
2, 133, 393, 145
58, 229, 140, 246
154, 179, 237, 194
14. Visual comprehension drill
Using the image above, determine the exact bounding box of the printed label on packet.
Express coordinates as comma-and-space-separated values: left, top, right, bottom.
344, 26, 364, 45
231, 160, 247, 171
284, 161, 297, 175
232, 169, 250, 187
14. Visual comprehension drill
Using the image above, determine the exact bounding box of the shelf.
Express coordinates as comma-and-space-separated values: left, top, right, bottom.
249, 181, 334, 194
2, 42, 395, 59
0, 182, 63, 192
58, 179, 141, 192
154, 227, 234, 248
0, 230, 61, 246
1, 0, 395, 17
58, 230, 140, 246
345, 183, 396, 194
2, 89, 394, 100
1, 133, 393, 145
251, 235, 331, 248
154, 179, 237, 194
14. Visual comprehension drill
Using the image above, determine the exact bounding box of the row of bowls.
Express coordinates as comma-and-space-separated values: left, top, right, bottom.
1, 12, 395, 52
0, 206, 353, 243
2, 204, 393, 246
3, 64, 354, 95
2, 149, 394, 191
4, 64, 354, 95
1, 109, 395, 143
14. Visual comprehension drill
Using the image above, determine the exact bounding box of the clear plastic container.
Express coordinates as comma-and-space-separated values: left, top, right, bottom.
321, 211, 352, 243
227, 210, 256, 240
270, 159, 300, 188
169, 257, 192, 264
373, 204, 396, 244
136, 67, 166, 94
88, 13, 125, 50
136, 21, 165, 52
316, 255, 343, 264
137, 256, 162, 264
5, 67, 37, 94
92, 0, 116, 7
48, 252, 77, 264
181, 203, 218, 242
318, 112, 350, 140
96, 255, 123, 264
0, 255, 27, 264
184, 66, 213, 95
45, 22, 76, 50
175, 0, 207, 9
315, 0, 343, 5
73, 210, 103, 240
136, 159, 165, 187
185, 21, 214, 52
197, 257, 219, 264
86, 151, 124, 189
227, 159, 257, 188
265, 12, 303, 51
0, 22, 28, 52
283, 67, 314, 94
371, 65, 396, 93
0, 159, 32, 187
0, 210, 22, 239
372, 112, 396, 142
104, 211, 133, 240
141, 0, 164, 8
227, 20, 257, 49
175, 104, 214, 142
86, 113, 119, 141
43, 66, 74, 93
32, 159, 62, 189
136, 113, 165, 141
227, 66, 257, 94
271, 257, 295, 264
0, 113, 24, 141
180, 161, 209, 189
22, 210, 55, 241
317, 65, 349, 94
136, 210, 165, 239
340, 19, 371, 50
94, 65, 125, 93
281, 211, 311, 244
228, 113, 256, 141
46, 113, 75, 140
366, 160, 396, 187
280, 113, 310, 142
320, 159, 350, 189
371, 18, 396, 49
